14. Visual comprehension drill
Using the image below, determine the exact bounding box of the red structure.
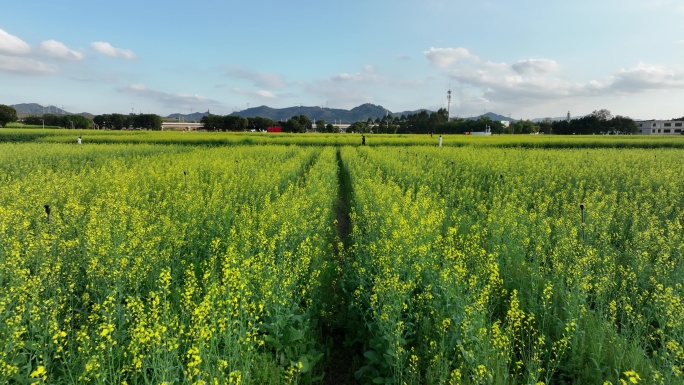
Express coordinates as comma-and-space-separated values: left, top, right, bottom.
267, 126, 282, 133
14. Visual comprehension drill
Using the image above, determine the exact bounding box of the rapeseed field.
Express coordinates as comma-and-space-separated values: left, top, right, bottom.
0, 132, 682, 384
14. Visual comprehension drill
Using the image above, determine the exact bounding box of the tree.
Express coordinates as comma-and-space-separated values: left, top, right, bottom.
200, 115, 222, 131
132, 114, 162, 130
538, 119, 554, 134
315, 119, 326, 132
93, 114, 129, 130
404, 110, 430, 134
372, 114, 397, 134
0, 104, 18, 127
222, 116, 247, 131
610, 115, 637, 134
347, 121, 367, 133
551, 119, 571, 135
62, 115, 92, 129
111, 114, 131, 130
248, 116, 277, 131
511, 120, 538, 134
591, 109, 612, 121
23, 116, 43, 126
430, 108, 449, 126
93, 114, 111, 129
283, 115, 312, 133
326, 123, 336, 133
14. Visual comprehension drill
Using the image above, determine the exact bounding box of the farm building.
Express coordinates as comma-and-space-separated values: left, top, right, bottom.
635, 120, 684, 135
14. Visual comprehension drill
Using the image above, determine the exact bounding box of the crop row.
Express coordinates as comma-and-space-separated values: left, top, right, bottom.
342, 146, 683, 384
0, 144, 338, 384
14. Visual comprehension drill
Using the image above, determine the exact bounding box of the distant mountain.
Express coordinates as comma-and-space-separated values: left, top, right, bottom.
74, 112, 95, 120
225, 103, 427, 124
12, 103, 70, 115
11, 102, 474, 123
464, 112, 517, 122
396, 109, 435, 117
167, 111, 208, 122
531, 116, 572, 123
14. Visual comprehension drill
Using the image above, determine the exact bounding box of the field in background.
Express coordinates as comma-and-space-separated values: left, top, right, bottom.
1, 134, 682, 384
2, 128, 684, 148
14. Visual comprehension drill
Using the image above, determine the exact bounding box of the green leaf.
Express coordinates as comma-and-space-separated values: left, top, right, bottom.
298, 355, 311, 374
287, 327, 304, 342
23, 341, 38, 350
363, 350, 380, 363
12, 354, 27, 366
309, 351, 324, 365
354, 366, 368, 380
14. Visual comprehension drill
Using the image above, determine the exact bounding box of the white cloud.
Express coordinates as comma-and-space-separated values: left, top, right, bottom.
0, 54, 58, 74
304, 83, 374, 109
119, 84, 221, 109
223, 65, 287, 89
423, 47, 474, 68
511, 59, 560, 74
608, 62, 684, 92
232, 87, 278, 99
425, 46, 684, 105
332, 71, 379, 83
329, 65, 425, 87
301, 65, 426, 109
256, 90, 276, 98
91, 41, 136, 59
0, 28, 31, 55
39, 40, 84, 61
129, 83, 147, 91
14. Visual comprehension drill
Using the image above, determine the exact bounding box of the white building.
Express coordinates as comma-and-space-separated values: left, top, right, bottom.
636, 120, 684, 135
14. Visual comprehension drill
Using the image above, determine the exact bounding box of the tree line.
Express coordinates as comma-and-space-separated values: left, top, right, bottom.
200, 114, 336, 133
0, 103, 656, 135
343, 108, 509, 134
23, 114, 93, 129
345, 108, 639, 135
92, 114, 162, 130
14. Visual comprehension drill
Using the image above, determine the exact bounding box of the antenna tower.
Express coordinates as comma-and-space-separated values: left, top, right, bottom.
447, 88, 452, 119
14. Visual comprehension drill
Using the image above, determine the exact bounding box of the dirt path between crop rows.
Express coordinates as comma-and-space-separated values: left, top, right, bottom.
323, 149, 358, 385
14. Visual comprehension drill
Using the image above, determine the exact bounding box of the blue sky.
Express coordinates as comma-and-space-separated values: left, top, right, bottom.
1, 0, 683, 119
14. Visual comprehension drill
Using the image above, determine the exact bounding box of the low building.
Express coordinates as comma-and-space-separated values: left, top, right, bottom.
636, 120, 684, 135
161, 122, 203, 131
